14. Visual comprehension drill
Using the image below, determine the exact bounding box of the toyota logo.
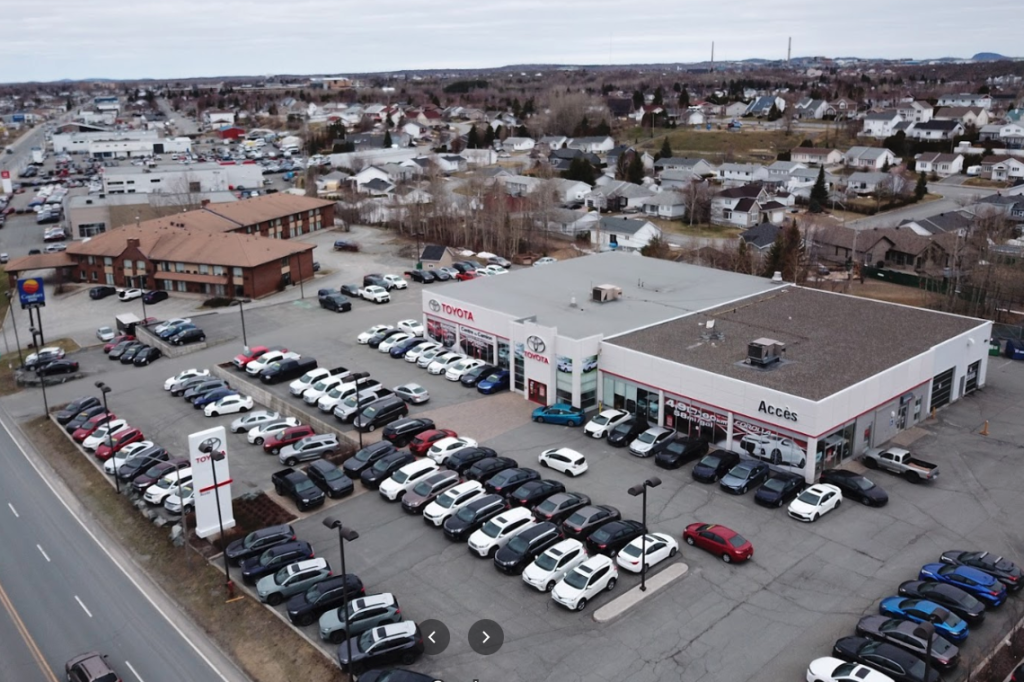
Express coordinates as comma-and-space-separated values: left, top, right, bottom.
428, 299, 441, 312
527, 336, 546, 353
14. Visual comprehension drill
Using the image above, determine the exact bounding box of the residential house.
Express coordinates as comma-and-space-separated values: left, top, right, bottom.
549, 178, 592, 206
401, 121, 428, 140
357, 177, 394, 196
568, 136, 615, 154
502, 137, 536, 152
717, 163, 768, 186
765, 160, 808, 187
723, 101, 749, 119
914, 153, 964, 178
660, 169, 700, 190
898, 211, 973, 236
316, 170, 350, 194
986, 156, 1024, 181
682, 109, 706, 127
501, 174, 542, 197
653, 157, 715, 178
642, 191, 687, 220
999, 124, 1024, 149
539, 135, 569, 151
584, 180, 654, 212
419, 244, 461, 271
605, 145, 635, 171
434, 154, 468, 174
809, 224, 954, 272
845, 146, 900, 170
744, 96, 786, 117
907, 119, 964, 141
539, 208, 600, 237
861, 111, 903, 138
206, 111, 235, 126
790, 147, 845, 166
895, 101, 934, 124
934, 107, 990, 128
349, 165, 392, 189
846, 171, 891, 195
548, 148, 602, 173
979, 124, 1003, 142
739, 221, 783, 257
793, 98, 829, 120
711, 184, 769, 227
590, 216, 662, 252
825, 98, 857, 119
936, 93, 993, 109
788, 168, 838, 198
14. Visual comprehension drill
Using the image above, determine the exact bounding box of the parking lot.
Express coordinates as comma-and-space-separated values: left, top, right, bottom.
12, 267, 1024, 681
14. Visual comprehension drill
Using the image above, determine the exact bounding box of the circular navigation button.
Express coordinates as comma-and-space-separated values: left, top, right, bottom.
468, 619, 504, 655
419, 619, 451, 656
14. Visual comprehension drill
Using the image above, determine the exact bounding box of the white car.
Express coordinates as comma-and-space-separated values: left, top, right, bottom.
381, 274, 408, 290
102, 440, 155, 475
416, 346, 446, 368
289, 368, 348, 396
330, 387, 381, 421
164, 483, 195, 514
404, 342, 439, 363
204, 394, 254, 417
378, 333, 412, 354
378, 459, 439, 502
584, 409, 632, 439
231, 410, 282, 433
533, 257, 558, 267
303, 375, 344, 404
615, 533, 679, 573
247, 350, 298, 376
788, 483, 842, 522
153, 317, 192, 335
118, 288, 143, 301
806, 657, 894, 682
522, 538, 589, 592
144, 468, 193, 506
422, 481, 486, 527
83, 420, 130, 451
360, 285, 391, 304
321, 378, 379, 414
394, 383, 429, 404
538, 447, 588, 477
427, 352, 466, 375
25, 346, 65, 367
467, 507, 537, 558
357, 325, 393, 344
247, 418, 300, 445
164, 368, 209, 391
96, 326, 115, 342
551, 554, 618, 611
479, 265, 507, 276
396, 319, 424, 337
444, 358, 485, 381
427, 437, 478, 464
744, 434, 807, 468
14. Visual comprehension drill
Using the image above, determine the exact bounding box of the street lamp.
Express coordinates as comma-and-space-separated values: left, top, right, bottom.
348, 372, 371, 449
323, 516, 359, 679
627, 476, 662, 592
35, 364, 49, 415
913, 622, 935, 682
94, 381, 117, 493
5, 291, 23, 366
198, 437, 233, 597
413, 231, 424, 270
231, 298, 248, 348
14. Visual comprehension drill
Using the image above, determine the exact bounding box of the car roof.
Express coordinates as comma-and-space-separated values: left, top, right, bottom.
446, 480, 483, 494
547, 538, 585, 555
372, 621, 417, 641
290, 557, 328, 573
579, 554, 614, 570
806, 483, 839, 495
398, 459, 437, 474
352, 592, 397, 611
491, 507, 534, 525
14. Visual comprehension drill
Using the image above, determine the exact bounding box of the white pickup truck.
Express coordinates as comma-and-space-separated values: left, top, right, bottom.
863, 446, 939, 483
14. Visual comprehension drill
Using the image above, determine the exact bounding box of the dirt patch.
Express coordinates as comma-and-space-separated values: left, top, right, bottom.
627, 127, 801, 163
807, 277, 947, 309
648, 218, 743, 240
23, 415, 339, 682
0, 337, 82, 397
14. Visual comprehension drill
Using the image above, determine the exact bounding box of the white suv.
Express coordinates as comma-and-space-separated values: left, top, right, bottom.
382, 274, 408, 290
423, 481, 486, 527
378, 459, 439, 502
360, 285, 391, 304
303, 375, 345, 405
523, 538, 589, 592
467, 507, 537, 558
427, 437, 478, 465
551, 554, 618, 611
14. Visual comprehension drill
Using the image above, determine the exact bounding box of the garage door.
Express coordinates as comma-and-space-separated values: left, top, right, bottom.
930, 367, 955, 410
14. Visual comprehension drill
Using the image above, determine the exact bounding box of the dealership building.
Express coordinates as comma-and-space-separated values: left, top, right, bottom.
420, 251, 991, 481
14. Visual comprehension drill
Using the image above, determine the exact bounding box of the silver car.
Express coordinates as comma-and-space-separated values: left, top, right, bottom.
231, 410, 282, 434
394, 383, 429, 404
256, 558, 332, 606
278, 434, 341, 466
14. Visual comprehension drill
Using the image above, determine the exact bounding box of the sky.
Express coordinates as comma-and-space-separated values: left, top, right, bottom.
3, 0, 1020, 83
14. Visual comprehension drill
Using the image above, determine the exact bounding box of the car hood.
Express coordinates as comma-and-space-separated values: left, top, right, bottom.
719, 473, 747, 487
788, 498, 818, 514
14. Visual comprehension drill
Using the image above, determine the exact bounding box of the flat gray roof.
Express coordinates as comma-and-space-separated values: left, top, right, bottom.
436, 251, 785, 339
68, 190, 238, 208
607, 287, 986, 401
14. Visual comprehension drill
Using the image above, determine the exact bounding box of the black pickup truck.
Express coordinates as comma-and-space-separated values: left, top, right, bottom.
271, 468, 326, 511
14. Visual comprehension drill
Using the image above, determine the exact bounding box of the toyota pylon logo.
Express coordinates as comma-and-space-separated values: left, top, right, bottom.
428, 299, 441, 312
527, 336, 546, 353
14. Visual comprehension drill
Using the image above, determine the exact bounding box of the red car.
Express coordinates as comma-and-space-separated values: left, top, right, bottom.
263, 425, 315, 455
455, 271, 476, 282
95, 428, 145, 461
232, 345, 286, 370
104, 334, 134, 353
408, 429, 458, 457
72, 412, 117, 442
682, 523, 753, 564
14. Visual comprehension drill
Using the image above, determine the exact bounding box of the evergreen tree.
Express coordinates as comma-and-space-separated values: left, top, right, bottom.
767, 104, 782, 121
762, 221, 804, 281
627, 153, 645, 184
653, 86, 664, 106
915, 171, 928, 201
615, 152, 629, 181
658, 137, 673, 160
563, 157, 596, 185
593, 120, 612, 136
809, 166, 829, 213
467, 125, 480, 149
484, 125, 496, 147
677, 87, 689, 108
383, 130, 393, 148
632, 90, 645, 109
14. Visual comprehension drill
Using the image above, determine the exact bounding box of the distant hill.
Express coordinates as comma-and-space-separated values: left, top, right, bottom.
973, 52, 1008, 61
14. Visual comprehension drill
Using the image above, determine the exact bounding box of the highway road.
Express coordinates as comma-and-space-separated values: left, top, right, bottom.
0, 406, 251, 682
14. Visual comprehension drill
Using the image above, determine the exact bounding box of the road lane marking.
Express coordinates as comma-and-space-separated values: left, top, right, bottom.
7, 502, 17, 517
0, 575, 59, 682
74, 595, 93, 618
125, 660, 144, 682
36, 544, 50, 562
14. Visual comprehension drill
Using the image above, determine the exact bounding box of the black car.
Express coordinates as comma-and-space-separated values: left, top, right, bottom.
654, 437, 709, 469
585, 519, 646, 557
464, 456, 518, 482
334, 240, 360, 252
533, 492, 591, 524
493, 522, 563, 575
940, 550, 1023, 590
897, 580, 986, 624
307, 460, 354, 499
172, 375, 212, 397
132, 458, 190, 493
754, 472, 806, 508
445, 447, 497, 474
820, 470, 889, 507
431, 269, 451, 282
442, 494, 508, 541
142, 290, 168, 304
360, 451, 416, 488
606, 418, 649, 447
133, 346, 162, 366
115, 446, 168, 482
855, 616, 960, 670
350, 669, 436, 682
509, 479, 566, 508
225, 524, 297, 566
56, 396, 101, 424
691, 450, 741, 483
119, 344, 145, 364
286, 573, 365, 626
459, 363, 497, 387
171, 328, 206, 346
406, 269, 432, 284
562, 505, 621, 540
109, 341, 142, 360
158, 323, 195, 340
37, 359, 79, 376
88, 286, 117, 300
363, 274, 389, 289
336, 622, 424, 674
382, 418, 436, 448
320, 294, 352, 313
183, 379, 229, 402
484, 467, 540, 496
342, 441, 397, 477
64, 405, 108, 433
832, 636, 939, 682
239, 541, 314, 584
388, 337, 431, 359
367, 328, 405, 349
719, 460, 771, 494
340, 284, 361, 298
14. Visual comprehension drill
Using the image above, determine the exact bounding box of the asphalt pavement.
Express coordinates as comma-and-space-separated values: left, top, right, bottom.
0, 405, 251, 682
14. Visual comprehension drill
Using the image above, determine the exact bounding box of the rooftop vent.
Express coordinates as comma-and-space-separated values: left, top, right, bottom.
771, 271, 783, 282
747, 338, 785, 367
592, 284, 623, 303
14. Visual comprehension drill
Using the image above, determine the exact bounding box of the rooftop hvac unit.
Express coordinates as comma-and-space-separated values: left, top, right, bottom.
592, 284, 623, 303
747, 338, 785, 367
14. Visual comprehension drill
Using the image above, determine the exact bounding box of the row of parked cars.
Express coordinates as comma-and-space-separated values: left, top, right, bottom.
21, 345, 80, 377
807, 549, 1021, 682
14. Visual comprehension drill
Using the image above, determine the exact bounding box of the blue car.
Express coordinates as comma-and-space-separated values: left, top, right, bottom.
879, 596, 969, 642
389, 337, 431, 359
192, 388, 238, 410
477, 369, 510, 395
532, 403, 586, 426
919, 563, 1007, 607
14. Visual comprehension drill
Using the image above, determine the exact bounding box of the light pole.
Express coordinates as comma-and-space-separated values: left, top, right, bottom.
323, 516, 359, 679
349, 372, 370, 449
627, 476, 662, 592
36, 365, 49, 415
199, 437, 233, 597
914, 622, 935, 682
95, 382, 118, 493
6, 291, 23, 366
232, 298, 248, 348
414, 231, 424, 270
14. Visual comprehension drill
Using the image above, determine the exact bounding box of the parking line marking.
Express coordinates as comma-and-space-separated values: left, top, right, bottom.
36, 545, 50, 562
125, 660, 144, 682
74, 595, 92, 618
7, 503, 17, 517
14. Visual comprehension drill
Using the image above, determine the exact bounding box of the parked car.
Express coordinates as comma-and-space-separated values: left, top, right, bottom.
468, 506, 538, 558
142, 467, 193, 506
877, 597, 969, 643
832, 635, 940, 682
239, 541, 315, 585
389, 337, 431, 359
788, 483, 843, 523
401, 470, 461, 514
753, 472, 806, 508
493, 521, 563, 575
192, 388, 237, 410
682, 522, 753, 563
509, 479, 566, 508
606, 418, 649, 447
483, 467, 540, 497
360, 451, 416, 488
133, 346, 162, 366
538, 447, 588, 477
897, 580, 986, 624
336, 620, 424, 675
654, 437, 709, 469
561, 505, 620, 541
806, 657, 897, 682
89, 286, 117, 300
286, 573, 366, 626
691, 450, 741, 483
464, 456, 517, 482
719, 460, 771, 494
353, 395, 409, 432
532, 403, 585, 426
37, 359, 79, 376
445, 446, 497, 475
939, 550, 1022, 590
551, 554, 617, 611
204, 394, 253, 417
318, 592, 402, 645
856, 615, 960, 669
342, 441, 398, 477
225, 524, 297, 566
256, 557, 333, 606
628, 426, 675, 457
442, 494, 508, 542
820, 469, 889, 507
616, 532, 679, 573
118, 288, 143, 302
247, 418, 300, 445
863, 446, 940, 483
131, 458, 190, 494
378, 459, 439, 502
143, 290, 169, 304
409, 429, 457, 457
583, 409, 632, 439
393, 383, 429, 404
427, 437, 479, 465
359, 285, 391, 304
231, 410, 284, 434
319, 293, 352, 313
279, 434, 340, 466
95, 326, 115, 342
522, 538, 589, 593
24, 346, 66, 370
585, 519, 645, 558
382, 417, 436, 448
306, 459, 354, 499
458, 363, 496, 387
264, 425, 316, 455
533, 492, 591, 524
476, 369, 511, 394
918, 563, 1007, 606
422, 481, 487, 527
171, 328, 206, 346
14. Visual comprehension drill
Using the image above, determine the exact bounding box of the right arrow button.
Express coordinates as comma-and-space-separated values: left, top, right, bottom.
468, 619, 503, 655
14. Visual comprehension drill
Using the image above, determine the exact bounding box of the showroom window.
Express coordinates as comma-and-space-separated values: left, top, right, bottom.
513, 343, 525, 391
603, 376, 659, 422
496, 338, 510, 370
580, 354, 599, 410
555, 355, 573, 406
818, 422, 856, 471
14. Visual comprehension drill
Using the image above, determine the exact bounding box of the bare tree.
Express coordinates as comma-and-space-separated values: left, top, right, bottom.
542, 91, 609, 137
683, 179, 712, 226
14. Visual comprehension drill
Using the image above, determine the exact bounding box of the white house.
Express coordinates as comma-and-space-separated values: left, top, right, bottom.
744, 96, 786, 117
502, 137, 536, 152
539, 135, 569, 150
568, 136, 615, 154
642, 192, 687, 220
845, 146, 900, 170
934, 107, 991, 128
787, 168, 838, 198
790, 148, 844, 166
846, 171, 890, 195
583, 180, 653, 212
590, 216, 662, 252
206, 111, 235, 126
539, 208, 600, 236
717, 163, 768, 186
937, 93, 993, 109
793, 98, 829, 120
907, 120, 964, 141
862, 111, 903, 138
895, 101, 934, 124
914, 153, 964, 178
501, 174, 541, 197
766, 160, 807, 185
549, 178, 592, 206
712, 184, 770, 227
989, 157, 1024, 181
660, 169, 699, 190
653, 157, 715, 177
402, 121, 428, 139
723, 101, 749, 119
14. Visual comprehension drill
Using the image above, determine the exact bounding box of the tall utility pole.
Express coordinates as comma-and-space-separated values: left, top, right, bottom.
787, 37, 792, 64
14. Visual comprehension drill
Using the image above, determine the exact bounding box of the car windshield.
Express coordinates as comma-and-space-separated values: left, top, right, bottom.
797, 491, 822, 505
362, 406, 378, 418
566, 511, 588, 527
412, 480, 434, 496
507, 535, 531, 554
699, 454, 721, 467
156, 477, 176, 489
637, 431, 660, 444
392, 468, 413, 484
273, 565, 293, 584
484, 373, 502, 382
728, 535, 748, 548
372, 458, 393, 472
455, 506, 478, 522
731, 465, 752, 478
537, 498, 559, 514
591, 414, 611, 425
299, 371, 318, 383
563, 567, 591, 590
853, 477, 875, 491
534, 551, 560, 571
762, 479, 785, 493
481, 520, 502, 538
341, 395, 360, 408
312, 380, 328, 391
590, 528, 611, 543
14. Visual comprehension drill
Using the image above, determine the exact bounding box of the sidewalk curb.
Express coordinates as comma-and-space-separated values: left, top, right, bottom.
592, 562, 689, 624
